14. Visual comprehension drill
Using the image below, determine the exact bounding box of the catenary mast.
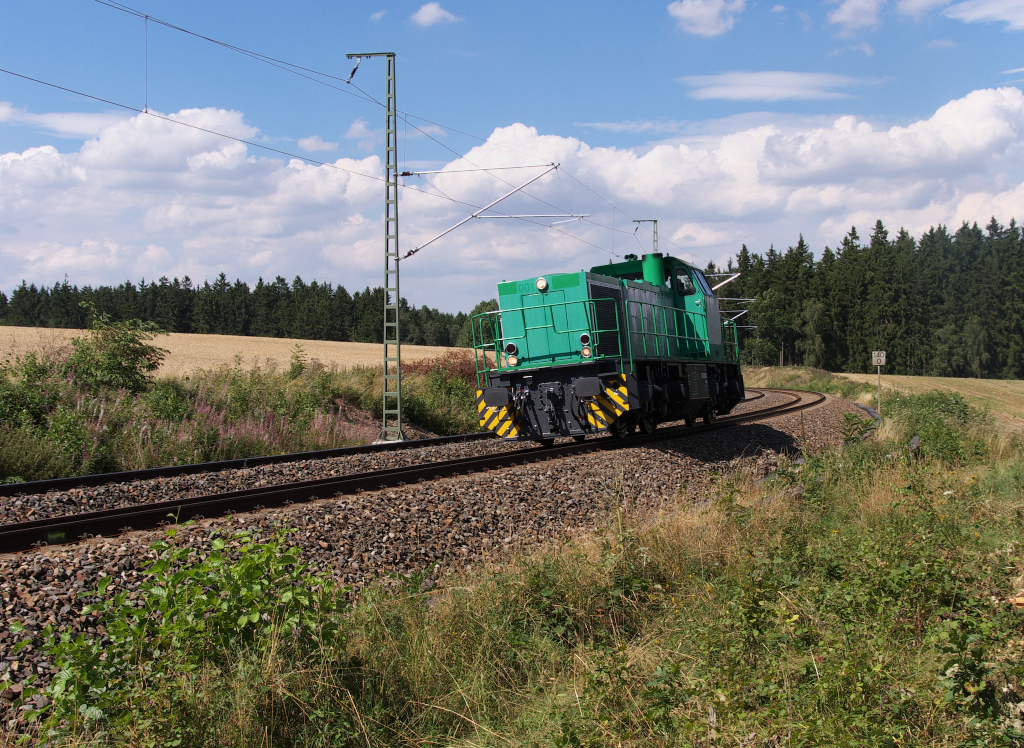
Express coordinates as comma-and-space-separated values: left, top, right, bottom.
347, 52, 404, 441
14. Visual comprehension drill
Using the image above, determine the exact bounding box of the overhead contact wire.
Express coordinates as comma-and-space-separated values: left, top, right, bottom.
90, 0, 673, 259
93, 0, 380, 106
0, 67, 477, 210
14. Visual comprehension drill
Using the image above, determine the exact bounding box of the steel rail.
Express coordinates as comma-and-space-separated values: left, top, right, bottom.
0, 392, 766, 498
0, 430, 497, 499
0, 389, 821, 554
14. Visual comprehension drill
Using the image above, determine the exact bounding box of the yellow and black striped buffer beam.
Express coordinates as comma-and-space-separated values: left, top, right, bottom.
475, 389, 523, 438
586, 375, 630, 430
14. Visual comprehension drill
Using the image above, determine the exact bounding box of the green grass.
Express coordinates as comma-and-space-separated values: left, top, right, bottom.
743, 365, 874, 401
13, 390, 1023, 746
0, 342, 482, 482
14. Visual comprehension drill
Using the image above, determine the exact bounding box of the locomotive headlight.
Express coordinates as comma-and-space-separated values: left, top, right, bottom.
504, 342, 518, 356
507, 355, 519, 367
535, 277, 548, 291
579, 333, 591, 345
581, 346, 592, 358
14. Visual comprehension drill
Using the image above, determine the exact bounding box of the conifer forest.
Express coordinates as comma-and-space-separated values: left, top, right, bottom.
1, 217, 1020, 379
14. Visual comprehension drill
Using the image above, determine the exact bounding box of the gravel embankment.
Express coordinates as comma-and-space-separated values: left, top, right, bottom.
0, 391, 852, 731
0, 389, 779, 526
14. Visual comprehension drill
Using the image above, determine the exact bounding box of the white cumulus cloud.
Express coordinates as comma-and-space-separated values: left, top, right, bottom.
3, 89, 1024, 311
680, 71, 870, 100
667, 0, 746, 36
828, 0, 887, 32
0, 102, 127, 138
344, 118, 383, 152
410, 3, 461, 27
944, 0, 1024, 29
574, 120, 686, 134
297, 136, 338, 152
896, 0, 951, 15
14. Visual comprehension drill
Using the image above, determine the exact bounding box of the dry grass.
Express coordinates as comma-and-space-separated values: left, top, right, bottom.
0, 326, 469, 378
745, 365, 1024, 431
839, 371, 1024, 427
35, 402, 1024, 746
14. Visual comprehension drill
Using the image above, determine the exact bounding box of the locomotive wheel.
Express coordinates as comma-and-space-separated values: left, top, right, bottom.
638, 406, 658, 434
610, 421, 635, 439
702, 408, 717, 425
572, 434, 587, 443
684, 414, 695, 428
539, 438, 556, 448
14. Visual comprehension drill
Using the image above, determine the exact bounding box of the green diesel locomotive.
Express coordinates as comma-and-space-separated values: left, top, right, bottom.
472, 251, 744, 443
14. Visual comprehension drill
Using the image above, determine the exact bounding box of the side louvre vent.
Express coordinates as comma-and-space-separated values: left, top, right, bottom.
588, 283, 626, 359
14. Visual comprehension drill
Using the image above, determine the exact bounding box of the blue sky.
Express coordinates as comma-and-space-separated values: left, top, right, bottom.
2, 0, 1024, 311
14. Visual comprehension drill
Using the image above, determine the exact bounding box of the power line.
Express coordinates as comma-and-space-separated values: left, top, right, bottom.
92, 0, 379, 108
0, 66, 427, 197
87, 0, 663, 259
0, 67, 624, 259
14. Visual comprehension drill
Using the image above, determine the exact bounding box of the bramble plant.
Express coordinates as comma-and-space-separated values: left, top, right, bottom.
41, 526, 348, 741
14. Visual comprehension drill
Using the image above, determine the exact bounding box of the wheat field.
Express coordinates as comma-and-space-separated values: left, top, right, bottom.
0, 326, 471, 378
837, 372, 1024, 422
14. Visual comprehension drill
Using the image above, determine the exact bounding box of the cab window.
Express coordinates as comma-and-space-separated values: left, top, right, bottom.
693, 270, 714, 295
675, 270, 696, 296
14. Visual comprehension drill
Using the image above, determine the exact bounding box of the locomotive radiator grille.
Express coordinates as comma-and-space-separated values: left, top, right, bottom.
475, 390, 523, 438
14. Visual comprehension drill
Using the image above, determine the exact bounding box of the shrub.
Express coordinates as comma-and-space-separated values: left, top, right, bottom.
404, 367, 479, 435
883, 390, 988, 463
64, 308, 168, 394
42, 527, 348, 742
0, 425, 66, 483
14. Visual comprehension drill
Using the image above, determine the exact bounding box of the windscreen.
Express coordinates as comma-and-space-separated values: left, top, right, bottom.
693, 269, 715, 296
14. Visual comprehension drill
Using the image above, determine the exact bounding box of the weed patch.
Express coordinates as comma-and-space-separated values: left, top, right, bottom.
744, 365, 871, 400
22, 390, 1024, 747
0, 330, 481, 481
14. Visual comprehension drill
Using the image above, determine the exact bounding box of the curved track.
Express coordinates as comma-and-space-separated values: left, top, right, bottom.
0, 389, 823, 554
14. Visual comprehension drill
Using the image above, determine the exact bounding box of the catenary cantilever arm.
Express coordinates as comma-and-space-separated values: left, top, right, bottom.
402, 164, 557, 260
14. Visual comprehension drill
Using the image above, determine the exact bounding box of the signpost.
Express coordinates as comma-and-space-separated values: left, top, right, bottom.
872, 351, 886, 415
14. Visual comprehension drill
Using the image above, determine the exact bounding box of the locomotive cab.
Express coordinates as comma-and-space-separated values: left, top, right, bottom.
472, 253, 743, 442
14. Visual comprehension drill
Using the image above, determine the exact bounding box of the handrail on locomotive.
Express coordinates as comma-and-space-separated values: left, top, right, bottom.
471, 297, 740, 388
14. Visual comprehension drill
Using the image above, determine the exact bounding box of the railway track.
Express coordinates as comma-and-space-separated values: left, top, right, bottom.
0, 388, 823, 554
0, 428, 497, 499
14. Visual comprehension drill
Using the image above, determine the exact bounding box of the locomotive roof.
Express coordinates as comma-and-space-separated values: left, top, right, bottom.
589, 253, 698, 280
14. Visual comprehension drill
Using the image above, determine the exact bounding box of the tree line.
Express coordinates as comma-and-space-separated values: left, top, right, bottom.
2, 216, 1021, 378
0, 274, 486, 348
716, 217, 1024, 378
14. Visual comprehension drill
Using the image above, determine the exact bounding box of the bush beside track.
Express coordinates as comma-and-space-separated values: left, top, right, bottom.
0, 313, 482, 483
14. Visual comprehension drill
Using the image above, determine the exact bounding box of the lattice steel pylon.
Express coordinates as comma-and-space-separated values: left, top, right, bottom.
632, 219, 658, 253
347, 52, 405, 441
